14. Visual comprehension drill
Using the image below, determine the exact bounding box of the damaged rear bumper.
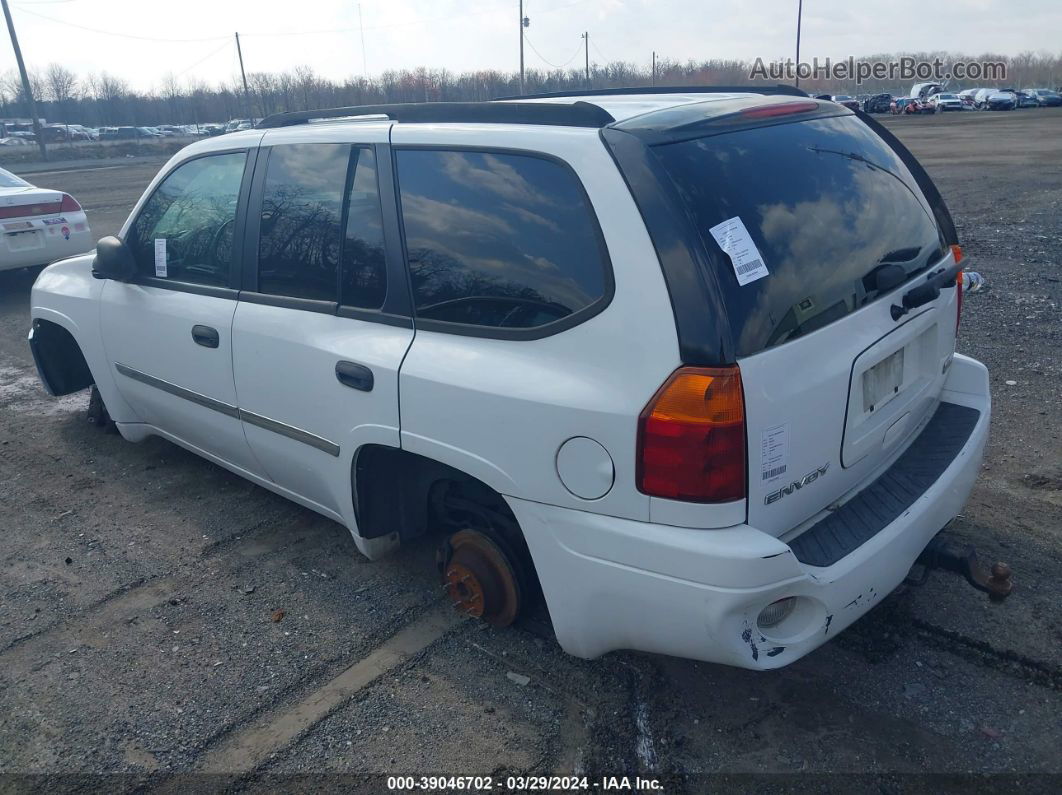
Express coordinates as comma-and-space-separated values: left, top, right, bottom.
510, 354, 990, 670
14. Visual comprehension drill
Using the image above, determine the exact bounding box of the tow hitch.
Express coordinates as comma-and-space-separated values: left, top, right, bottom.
908, 536, 1013, 601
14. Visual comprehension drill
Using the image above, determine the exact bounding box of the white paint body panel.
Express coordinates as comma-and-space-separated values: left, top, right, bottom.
0, 185, 92, 272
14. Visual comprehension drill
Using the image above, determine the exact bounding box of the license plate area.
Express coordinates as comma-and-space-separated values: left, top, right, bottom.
5, 229, 43, 251
862, 348, 905, 413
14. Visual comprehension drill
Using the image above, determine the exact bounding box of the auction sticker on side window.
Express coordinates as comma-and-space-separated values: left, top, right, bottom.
708, 216, 769, 286
154, 238, 167, 278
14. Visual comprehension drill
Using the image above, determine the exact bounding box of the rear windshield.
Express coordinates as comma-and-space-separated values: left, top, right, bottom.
0, 168, 29, 188
653, 116, 946, 356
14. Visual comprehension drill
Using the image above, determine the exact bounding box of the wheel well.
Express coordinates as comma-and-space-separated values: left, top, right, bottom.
31, 319, 93, 396
352, 445, 530, 558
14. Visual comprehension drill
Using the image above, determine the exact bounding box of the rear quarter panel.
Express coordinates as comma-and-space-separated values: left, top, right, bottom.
393, 125, 681, 522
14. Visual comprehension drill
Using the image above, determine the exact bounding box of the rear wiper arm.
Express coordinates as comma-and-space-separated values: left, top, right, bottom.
890, 258, 964, 321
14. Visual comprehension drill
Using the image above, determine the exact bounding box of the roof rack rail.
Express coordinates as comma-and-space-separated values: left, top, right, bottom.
256, 100, 615, 130
498, 84, 809, 100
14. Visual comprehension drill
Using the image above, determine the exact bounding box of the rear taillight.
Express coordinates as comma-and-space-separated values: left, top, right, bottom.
637, 366, 747, 503
952, 244, 964, 332
59, 193, 81, 212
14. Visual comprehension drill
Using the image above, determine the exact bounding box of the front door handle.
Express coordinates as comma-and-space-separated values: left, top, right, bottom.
335, 361, 374, 392
191, 325, 219, 348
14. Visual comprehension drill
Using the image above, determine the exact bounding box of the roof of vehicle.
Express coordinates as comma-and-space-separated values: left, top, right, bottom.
255, 85, 812, 131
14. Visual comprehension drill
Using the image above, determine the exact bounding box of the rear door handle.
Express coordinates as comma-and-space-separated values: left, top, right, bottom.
191, 325, 219, 348
335, 361, 374, 392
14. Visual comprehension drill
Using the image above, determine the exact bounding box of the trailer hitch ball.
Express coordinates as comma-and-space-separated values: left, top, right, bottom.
911, 537, 1013, 600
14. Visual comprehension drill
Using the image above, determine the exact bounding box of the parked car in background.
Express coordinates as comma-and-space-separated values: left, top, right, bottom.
0, 136, 28, 146
1007, 90, 1039, 108
910, 82, 944, 101
957, 89, 980, 109
975, 89, 1015, 110
1022, 88, 1061, 107
891, 97, 928, 114
0, 166, 91, 272
100, 126, 165, 140
862, 93, 893, 113
831, 95, 860, 111
927, 93, 963, 112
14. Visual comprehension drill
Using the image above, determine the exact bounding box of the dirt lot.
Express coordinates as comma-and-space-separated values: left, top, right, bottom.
0, 109, 1060, 792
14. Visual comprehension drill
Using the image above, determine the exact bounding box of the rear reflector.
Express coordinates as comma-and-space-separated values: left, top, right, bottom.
637, 366, 746, 503
0, 201, 62, 220
59, 193, 82, 212
739, 101, 819, 119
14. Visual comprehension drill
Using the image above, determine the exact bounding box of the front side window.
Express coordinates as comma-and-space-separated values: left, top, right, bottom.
395, 149, 609, 331
129, 151, 246, 287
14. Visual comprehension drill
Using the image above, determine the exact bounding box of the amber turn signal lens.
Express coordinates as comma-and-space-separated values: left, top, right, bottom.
637, 366, 747, 503
950, 244, 963, 264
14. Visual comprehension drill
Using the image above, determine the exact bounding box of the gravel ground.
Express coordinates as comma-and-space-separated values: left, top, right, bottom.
0, 109, 1059, 793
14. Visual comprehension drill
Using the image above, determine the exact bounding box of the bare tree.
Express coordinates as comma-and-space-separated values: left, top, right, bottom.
45, 63, 78, 124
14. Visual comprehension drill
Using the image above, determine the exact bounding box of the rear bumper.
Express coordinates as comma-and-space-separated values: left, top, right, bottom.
512, 354, 990, 670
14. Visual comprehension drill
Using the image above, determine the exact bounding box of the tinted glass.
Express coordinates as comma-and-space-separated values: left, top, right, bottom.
130, 151, 246, 286
0, 167, 29, 188
396, 149, 607, 330
258, 143, 348, 302
341, 147, 387, 309
653, 116, 946, 355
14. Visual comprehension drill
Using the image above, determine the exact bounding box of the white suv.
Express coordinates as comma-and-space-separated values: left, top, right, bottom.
28, 88, 990, 670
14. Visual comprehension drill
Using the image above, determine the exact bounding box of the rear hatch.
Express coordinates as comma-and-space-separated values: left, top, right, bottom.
650, 111, 957, 537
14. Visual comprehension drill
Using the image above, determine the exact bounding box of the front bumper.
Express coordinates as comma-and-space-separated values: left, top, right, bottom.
511, 355, 990, 670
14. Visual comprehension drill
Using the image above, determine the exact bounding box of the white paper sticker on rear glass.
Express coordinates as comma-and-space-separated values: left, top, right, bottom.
154, 238, 167, 278
708, 216, 769, 286
760, 423, 789, 483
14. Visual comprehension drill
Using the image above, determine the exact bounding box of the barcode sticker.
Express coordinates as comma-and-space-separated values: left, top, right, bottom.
154, 238, 168, 278
760, 424, 789, 485
708, 216, 769, 286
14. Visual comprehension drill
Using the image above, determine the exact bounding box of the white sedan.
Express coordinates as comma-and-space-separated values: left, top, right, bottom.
0, 166, 92, 273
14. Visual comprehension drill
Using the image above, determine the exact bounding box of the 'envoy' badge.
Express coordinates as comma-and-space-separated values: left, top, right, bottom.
765, 463, 829, 505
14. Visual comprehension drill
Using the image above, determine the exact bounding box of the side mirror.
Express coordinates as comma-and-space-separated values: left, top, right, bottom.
92, 236, 136, 281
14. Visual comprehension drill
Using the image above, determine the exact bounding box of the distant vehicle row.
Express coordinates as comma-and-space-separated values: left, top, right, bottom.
820, 86, 1061, 115
0, 119, 260, 147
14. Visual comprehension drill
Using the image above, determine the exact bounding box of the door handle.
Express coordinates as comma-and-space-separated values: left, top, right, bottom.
191, 325, 220, 348
335, 361, 374, 392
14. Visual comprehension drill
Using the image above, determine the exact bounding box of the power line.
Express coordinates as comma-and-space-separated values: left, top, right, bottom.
523, 35, 582, 69
13, 5, 228, 42
589, 36, 609, 64
174, 38, 232, 79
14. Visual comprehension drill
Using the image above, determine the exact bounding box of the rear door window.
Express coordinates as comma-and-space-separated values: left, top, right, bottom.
257, 143, 348, 302
395, 149, 610, 332
652, 116, 946, 355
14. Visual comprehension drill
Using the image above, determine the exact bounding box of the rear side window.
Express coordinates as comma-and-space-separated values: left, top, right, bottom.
652, 116, 946, 356
258, 143, 348, 301
257, 144, 388, 307
129, 151, 246, 287
395, 149, 609, 331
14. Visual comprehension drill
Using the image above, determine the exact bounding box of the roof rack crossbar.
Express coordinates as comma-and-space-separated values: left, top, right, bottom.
498, 84, 809, 100
256, 101, 615, 129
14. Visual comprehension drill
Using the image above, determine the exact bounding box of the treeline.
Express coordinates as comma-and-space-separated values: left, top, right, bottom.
2, 51, 1060, 127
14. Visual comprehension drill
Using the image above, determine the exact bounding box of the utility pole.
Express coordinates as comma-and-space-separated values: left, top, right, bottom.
582, 32, 590, 89
235, 32, 253, 121
794, 0, 804, 89
1, 0, 46, 160
518, 2, 529, 95
652, 51, 656, 86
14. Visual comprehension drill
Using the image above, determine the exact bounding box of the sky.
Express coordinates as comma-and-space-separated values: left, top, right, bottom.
1, 0, 1060, 93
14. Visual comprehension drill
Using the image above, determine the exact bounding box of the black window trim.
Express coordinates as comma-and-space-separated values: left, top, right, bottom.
391, 144, 616, 342
238, 141, 413, 329
125, 146, 257, 299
